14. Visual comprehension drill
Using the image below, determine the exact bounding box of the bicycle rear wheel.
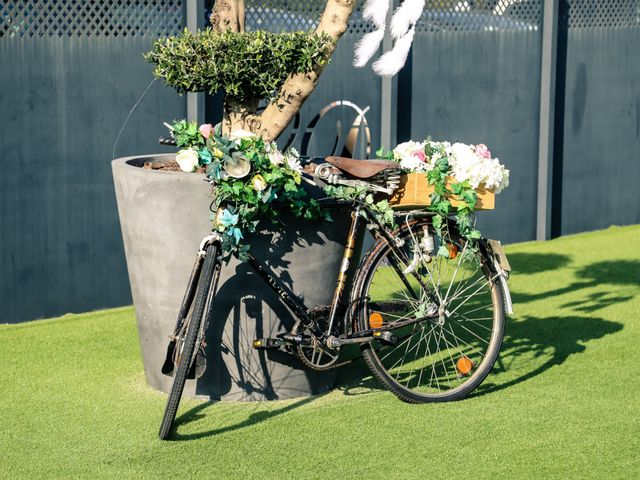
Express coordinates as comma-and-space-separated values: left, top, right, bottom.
354, 217, 505, 403
158, 242, 220, 440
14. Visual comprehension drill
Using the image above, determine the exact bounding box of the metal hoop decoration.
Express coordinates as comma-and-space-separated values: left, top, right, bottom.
299, 100, 372, 159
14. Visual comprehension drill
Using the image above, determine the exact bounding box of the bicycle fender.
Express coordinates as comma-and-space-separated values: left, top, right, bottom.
486, 239, 514, 315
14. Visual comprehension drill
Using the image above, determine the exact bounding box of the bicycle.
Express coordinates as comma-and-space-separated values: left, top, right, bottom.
156, 139, 513, 440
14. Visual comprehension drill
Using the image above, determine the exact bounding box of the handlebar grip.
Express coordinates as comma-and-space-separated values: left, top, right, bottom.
159, 136, 177, 146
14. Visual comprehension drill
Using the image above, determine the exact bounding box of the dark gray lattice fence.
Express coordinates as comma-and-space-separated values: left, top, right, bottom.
555, 0, 640, 235
0, 1, 186, 323
416, 0, 541, 32
0, 0, 184, 37
408, 1, 544, 244
2, 0, 639, 323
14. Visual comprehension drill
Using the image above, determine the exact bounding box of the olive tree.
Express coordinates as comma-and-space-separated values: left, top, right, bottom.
146, 0, 357, 142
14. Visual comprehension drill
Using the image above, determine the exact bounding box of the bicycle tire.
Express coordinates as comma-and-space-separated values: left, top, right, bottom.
158, 242, 219, 440
353, 217, 505, 403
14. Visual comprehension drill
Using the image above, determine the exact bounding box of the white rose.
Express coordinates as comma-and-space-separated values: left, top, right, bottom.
449, 143, 483, 187
175, 149, 199, 172
493, 165, 510, 194
393, 141, 427, 171
399, 155, 423, 171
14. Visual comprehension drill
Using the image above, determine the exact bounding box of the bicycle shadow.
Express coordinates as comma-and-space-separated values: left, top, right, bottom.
506, 252, 571, 274
474, 314, 623, 397
169, 394, 322, 441
473, 255, 637, 396
509, 258, 639, 313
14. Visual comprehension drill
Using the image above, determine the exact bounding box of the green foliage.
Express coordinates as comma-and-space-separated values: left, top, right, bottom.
172, 120, 205, 148
145, 29, 332, 105
324, 185, 395, 227
170, 120, 328, 260
427, 152, 481, 254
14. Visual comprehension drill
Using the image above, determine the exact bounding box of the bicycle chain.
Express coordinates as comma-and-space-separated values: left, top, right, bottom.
291, 320, 359, 371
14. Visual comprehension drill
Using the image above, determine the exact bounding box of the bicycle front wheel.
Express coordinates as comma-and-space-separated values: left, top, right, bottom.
354, 217, 505, 403
158, 242, 220, 440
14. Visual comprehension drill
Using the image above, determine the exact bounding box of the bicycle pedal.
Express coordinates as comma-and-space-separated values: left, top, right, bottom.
373, 330, 398, 345
252, 338, 283, 350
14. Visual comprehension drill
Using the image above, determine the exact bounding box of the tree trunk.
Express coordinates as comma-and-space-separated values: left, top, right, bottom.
210, 0, 357, 141
222, 97, 260, 134
257, 0, 357, 142
210, 0, 245, 32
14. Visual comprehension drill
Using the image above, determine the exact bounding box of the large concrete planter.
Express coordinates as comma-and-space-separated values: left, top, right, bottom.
112, 154, 351, 400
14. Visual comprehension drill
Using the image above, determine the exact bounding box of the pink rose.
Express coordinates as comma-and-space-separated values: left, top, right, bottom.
199, 123, 214, 139
475, 144, 491, 159
413, 150, 426, 162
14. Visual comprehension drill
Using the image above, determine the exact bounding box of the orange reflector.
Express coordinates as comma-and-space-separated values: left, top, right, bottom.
447, 243, 459, 259
456, 356, 474, 376
369, 312, 384, 329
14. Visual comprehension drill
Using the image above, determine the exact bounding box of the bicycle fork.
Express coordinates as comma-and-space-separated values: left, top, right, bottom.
161, 234, 222, 377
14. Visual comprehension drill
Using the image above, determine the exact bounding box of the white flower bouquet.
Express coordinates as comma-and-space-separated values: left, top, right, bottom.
386, 139, 510, 211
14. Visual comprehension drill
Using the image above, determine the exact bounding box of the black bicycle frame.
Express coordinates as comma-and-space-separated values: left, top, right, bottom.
242, 199, 364, 341
208, 200, 433, 343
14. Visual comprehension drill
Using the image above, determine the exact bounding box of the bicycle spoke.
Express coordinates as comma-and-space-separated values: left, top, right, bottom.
363, 219, 503, 399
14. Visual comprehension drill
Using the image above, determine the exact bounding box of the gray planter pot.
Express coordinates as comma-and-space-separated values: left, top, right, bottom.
112, 154, 350, 401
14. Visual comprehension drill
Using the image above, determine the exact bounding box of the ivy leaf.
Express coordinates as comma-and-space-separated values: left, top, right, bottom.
437, 245, 450, 257
261, 186, 272, 203
284, 180, 298, 193
469, 229, 482, 239
198, 148, 212, 165
451, 182, 464, 195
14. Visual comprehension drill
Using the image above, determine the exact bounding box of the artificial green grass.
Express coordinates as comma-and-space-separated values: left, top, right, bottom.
2, 225, 639, 479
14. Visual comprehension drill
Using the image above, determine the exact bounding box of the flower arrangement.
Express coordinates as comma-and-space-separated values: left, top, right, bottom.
166, 120, 510, 259
167, 120, 328, 258
391, 140, 509, 193
381, 139, 509, 247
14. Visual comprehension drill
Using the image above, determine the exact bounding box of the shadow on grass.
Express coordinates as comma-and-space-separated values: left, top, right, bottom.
170, 358, 383, 441
507, 252, 571, 275
474, 314, 623, 397
512, 260, 640, 313
334, 358, 383, 396
474, 257, 638, 396
170, 394, 321, 441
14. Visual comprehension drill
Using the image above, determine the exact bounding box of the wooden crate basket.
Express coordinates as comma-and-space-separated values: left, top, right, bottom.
388, 173, 495, 210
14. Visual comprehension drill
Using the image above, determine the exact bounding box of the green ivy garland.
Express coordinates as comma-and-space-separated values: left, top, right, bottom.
167, 121, 496, 261
377, 140, 483, 256
170, 121, 328, 259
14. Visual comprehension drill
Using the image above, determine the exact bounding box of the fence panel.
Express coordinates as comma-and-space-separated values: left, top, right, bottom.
0, 1, 187, 323
408, 1, 543, 244
557, 0, 640, 235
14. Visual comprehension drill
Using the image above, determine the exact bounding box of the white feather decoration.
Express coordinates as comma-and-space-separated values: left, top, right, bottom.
372, 27, 415, 76
390, 0, 425, 39
362, 0, 390, 28
353, 28, 385, 67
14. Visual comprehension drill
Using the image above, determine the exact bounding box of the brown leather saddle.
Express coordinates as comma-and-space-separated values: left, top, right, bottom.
325, 156, 399, 179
